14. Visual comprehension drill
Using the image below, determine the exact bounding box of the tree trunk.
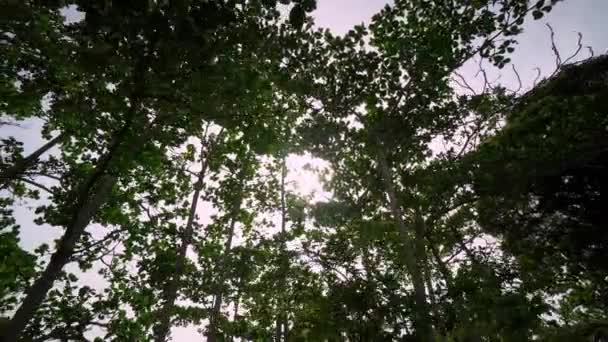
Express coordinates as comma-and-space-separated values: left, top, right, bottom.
1, 115, 152, 342
229, 285, 241, 342
376, 152, 434, 342
208, 185, 243, 342
153, 132, 212, 342
0, 133, 64, 189
275, 320, 283, 342
415, 209, 438, 318
275, 156, 288, 342
416, 209, 444, 336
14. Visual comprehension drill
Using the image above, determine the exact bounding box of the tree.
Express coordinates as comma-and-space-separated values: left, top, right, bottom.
296, 0, 560, 339
473, 55, 608, 337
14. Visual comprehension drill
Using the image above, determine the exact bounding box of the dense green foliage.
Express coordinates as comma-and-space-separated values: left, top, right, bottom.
1, 0, 606, 341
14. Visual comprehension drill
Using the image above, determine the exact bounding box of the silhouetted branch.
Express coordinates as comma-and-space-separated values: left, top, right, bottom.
457, 123, 482, 157
546, 23, 562, 70
71, 228, 128, 255
0, 119, 21, 127
452, 72, 477, 95
533, 67, 542, 87
562, 31, 583, 65
24, 172, 62, 182
511, 64, 522, 93
18, 177, 55, 195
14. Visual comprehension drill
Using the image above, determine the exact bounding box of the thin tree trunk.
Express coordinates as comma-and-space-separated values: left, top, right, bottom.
275, 320, 283, 342
208, 184, 243, 342
229, 283, 241, 342
0, 133, 64, 189
416, 210, 444, 337
376, 151, 434, 342
153, 130, 213, 342
281, 316, 288, 342
415, 209, 438, 320
275, 156, 288, 342
1, 114, 154, 342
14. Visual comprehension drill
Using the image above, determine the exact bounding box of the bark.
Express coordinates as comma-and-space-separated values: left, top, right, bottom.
376, 151, 434, 342
1, 115, 152, 342
207, 184, 243, 342
0, 133, 64, 189
153, 132, 212, 342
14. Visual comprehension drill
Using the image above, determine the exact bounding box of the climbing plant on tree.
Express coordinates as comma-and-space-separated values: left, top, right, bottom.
472, 55, 608, 340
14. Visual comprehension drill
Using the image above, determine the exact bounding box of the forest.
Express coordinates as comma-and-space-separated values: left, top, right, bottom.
0, 0, 607, 341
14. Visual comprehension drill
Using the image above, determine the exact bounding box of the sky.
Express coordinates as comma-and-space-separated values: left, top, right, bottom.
2, 0, 607, 340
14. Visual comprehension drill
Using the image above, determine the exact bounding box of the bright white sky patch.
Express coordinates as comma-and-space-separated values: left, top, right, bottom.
285, 153, 332, 203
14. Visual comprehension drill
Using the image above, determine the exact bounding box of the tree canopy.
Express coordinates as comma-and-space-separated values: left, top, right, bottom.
1, 0, 606, 341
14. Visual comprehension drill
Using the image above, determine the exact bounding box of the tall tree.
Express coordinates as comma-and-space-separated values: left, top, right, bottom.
297, 0, 561, 339
152, 128, 219, 342
473, 55, 608, 337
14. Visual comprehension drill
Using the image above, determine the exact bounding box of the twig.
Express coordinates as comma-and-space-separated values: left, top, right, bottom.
476, 58, 492, 93
457, 123, 481, 157
300, 247, 349, 281
0, 120, 21, 127
511, 64, 522, 94
546, 23, 562, 70
452, 4, 539, 73
433, 196, 479, 219
138, 202, 158, 223
453, 72, 477, 95
587, 46, 595, 58
72, 228, 127, 255
444, 235, 479, 264
100, 255, 113, 268
562, 31, 583, 65
533, 67, 542, 87
89, 321, 110, 328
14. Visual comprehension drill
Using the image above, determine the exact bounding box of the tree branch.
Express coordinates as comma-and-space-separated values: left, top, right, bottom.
18, 177, 55, 195
562, 31, 583, 65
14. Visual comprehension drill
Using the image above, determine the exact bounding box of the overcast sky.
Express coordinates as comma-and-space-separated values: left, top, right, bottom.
2, 1, 607, 340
